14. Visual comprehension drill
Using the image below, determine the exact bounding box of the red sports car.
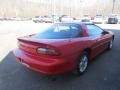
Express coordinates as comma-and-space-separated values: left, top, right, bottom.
14, 22, 114, 75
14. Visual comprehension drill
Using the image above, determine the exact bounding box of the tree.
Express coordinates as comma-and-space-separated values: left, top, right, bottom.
112, 0, 115, 14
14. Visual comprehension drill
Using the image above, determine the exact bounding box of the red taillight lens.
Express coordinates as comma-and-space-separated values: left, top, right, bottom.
37, 47, 60, 56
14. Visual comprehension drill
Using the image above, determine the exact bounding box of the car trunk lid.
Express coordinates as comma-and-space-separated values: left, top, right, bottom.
18, 36, 70, 56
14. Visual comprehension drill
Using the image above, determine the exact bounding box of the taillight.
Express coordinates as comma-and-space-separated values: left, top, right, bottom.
37, 47, 60, 56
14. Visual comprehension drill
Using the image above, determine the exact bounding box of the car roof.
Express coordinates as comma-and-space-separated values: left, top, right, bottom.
82, 22, 94, 25
55, 22, 94, 25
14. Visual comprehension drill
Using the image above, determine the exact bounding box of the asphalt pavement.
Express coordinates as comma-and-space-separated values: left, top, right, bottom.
0, 29, 120, 90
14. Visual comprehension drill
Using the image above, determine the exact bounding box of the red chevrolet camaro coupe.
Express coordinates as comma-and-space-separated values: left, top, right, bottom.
14, 22, 114, 75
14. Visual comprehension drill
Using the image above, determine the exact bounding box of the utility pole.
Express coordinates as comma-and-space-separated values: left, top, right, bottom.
112, 0, 115, 14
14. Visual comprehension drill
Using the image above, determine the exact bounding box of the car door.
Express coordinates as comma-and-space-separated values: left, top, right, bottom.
86, 24, 110, 57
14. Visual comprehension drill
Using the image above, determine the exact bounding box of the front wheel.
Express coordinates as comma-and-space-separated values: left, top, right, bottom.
76, 51, 89, 75
107, 39, 113, 50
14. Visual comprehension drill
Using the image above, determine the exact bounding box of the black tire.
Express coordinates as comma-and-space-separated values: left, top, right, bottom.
76, 51, 89, 75
107, 39, 113, 50
33, 21, 37, 23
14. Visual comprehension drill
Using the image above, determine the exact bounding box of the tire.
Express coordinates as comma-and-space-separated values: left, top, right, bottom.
76, 51, 89, 75
34, 21, 37, 23
107, 39, 113, 50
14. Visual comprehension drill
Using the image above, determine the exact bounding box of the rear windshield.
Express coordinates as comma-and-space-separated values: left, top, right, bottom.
33, 23, 81, 39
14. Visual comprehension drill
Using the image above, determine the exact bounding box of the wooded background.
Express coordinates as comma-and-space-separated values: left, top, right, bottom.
0, 0, 120, 17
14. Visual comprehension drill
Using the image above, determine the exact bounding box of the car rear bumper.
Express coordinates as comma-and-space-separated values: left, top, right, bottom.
13, 49, 75, 75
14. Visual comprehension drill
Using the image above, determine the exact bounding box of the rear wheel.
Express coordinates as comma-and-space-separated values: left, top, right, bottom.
76, 51, 89, 75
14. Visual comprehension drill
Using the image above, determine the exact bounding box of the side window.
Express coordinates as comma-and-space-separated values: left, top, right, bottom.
70, 24, 81, 37
86, 25, 103, 36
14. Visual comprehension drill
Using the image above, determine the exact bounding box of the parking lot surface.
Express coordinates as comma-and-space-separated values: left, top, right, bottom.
0, 22, 120, 90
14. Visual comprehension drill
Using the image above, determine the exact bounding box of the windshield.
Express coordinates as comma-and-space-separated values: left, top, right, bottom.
33, 23, 81, 39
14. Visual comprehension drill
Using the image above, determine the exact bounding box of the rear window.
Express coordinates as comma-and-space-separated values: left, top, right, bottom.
33, 23, 81, 39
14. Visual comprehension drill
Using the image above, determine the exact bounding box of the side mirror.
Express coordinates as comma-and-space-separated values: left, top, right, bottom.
102, 31, 109, 35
